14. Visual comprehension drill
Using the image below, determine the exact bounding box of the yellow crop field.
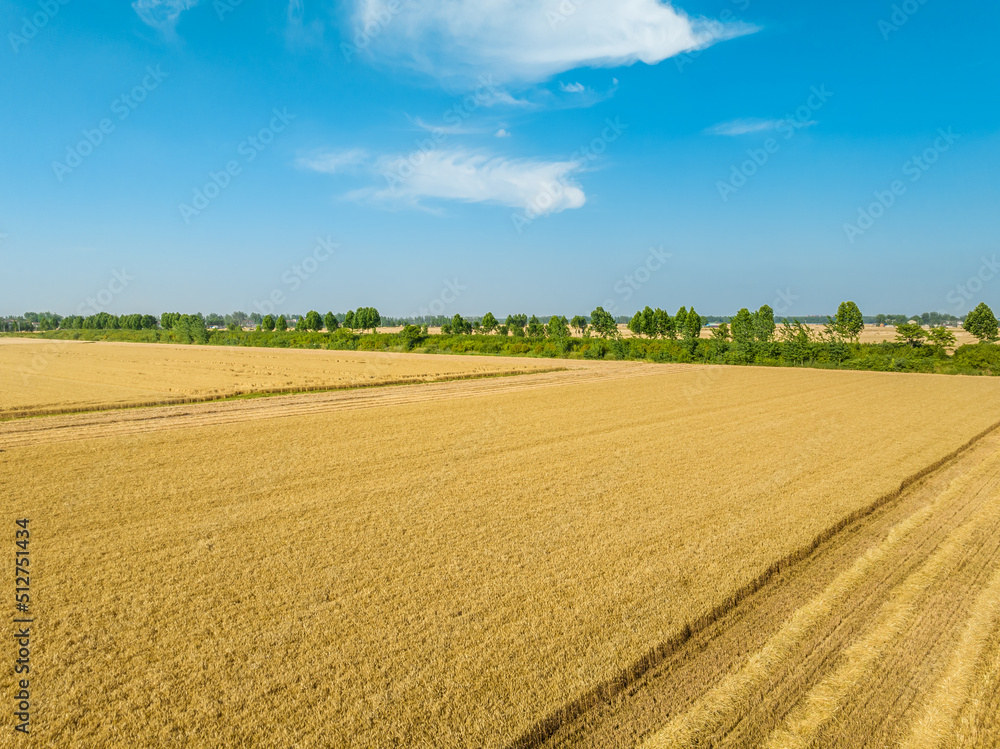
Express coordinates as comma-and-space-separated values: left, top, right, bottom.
5, 358, 1000, 748
0, 339, 559, 419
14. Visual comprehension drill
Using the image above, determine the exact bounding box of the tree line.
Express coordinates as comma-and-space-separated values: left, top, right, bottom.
5, 302, 996, 346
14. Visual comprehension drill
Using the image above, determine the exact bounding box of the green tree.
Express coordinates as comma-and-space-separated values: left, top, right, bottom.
926, 326, 957, 348
753, 304, 776, 342
295, 315, 307, 332
712, 322, 731, 341
675, 306, 688, 332
400, 324, 424, 350
324, 311, 338, 331
276, 315, 288, 331
731, 308, 754, 348
639, 306, 656, 337
354, 307, 381, 333
174, 314, 208, 344
505, 314, 527, 335
895, 322, 926, 347
343, 310, 355, 330
305, 310, 323, 331
628, 311, 645, 337
262, 315, 275, 331
570, 315, 588, 336
547, 315, 569, 338
450, 313, 472, 335
160, 312, 181, 330
684, 308, 702, 350
481, 312, 499, 334
590, 306, 618, 338
964, 302, 999, 343
835, 301, 865, 341
527, 315, 545, 337
653, 308, 675, 339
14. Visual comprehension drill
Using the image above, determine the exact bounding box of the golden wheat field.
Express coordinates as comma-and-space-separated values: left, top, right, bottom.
0, 339, 558, 419
5, 345, 1000, 748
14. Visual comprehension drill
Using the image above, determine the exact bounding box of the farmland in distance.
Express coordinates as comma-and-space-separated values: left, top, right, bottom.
0, 339, 561, 419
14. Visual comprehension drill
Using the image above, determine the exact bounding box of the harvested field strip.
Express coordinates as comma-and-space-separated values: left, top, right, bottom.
522, 420, 1000, 749
0, 366, 569, 421
0, 340, 567, 416
0, 361, 670, 448
762, 494, 1000, 749
8, 366, 1000, 747
899, 561, 1000, 749
541, 432, 1000, 749
952, 614, 1000, 748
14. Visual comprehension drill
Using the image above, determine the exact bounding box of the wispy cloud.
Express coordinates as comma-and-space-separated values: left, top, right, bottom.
560, 82, 586, 93
322, 150, 586, 215
132, 0, 199, 29
708, 117, 817, 136
495, 128, 512, 138
296, 148, 370, 174
411, 117, 491, 136
287, 0, 326, 46
351, 0, 756, 86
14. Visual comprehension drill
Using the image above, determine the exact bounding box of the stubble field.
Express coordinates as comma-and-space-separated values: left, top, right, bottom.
4, 345, 1000, 748
0, 339, 560, 419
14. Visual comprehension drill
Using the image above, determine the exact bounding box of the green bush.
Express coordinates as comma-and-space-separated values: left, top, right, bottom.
954, 344, 1000, 373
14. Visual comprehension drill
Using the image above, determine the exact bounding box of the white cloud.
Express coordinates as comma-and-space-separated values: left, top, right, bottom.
352, 0, 755, 85
560, 82, 586, 93
132, 0, 199, 29
297, 148, 370, 174
495, 128, 512, 138
287, 0, 326, 46
411, 116, 491, 136
708, 118, 818, 136
344, 150, 585, 215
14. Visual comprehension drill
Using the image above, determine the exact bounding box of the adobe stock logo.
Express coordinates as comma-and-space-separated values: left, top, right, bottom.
843, 128, 958, 244
178, 108, 295, 223
8, 0, 71, 54
76, 269, 135, 316
945, 256, 1000, 314
51, 66, 168, 183
715, 86, 833, 202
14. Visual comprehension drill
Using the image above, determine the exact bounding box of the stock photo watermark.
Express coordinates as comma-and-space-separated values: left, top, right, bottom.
600, 245, 672, 317
383, 75, 503, 190
944, 256, 999, 314
418, 279, 467, 317
341, 0, 407, 61
76, 268, 135, 316
771, 288, 800, 317
878, 0, 931, 41
214, 0, 243, 21
843, 127, 958, 244
251, 236, 338, 316
716, 85, 833, 202
674, 0, 753, 71
7, 0, 70, 53
179, 107, 295, 223
511, 116, 627, 233
51, 66, 168, 183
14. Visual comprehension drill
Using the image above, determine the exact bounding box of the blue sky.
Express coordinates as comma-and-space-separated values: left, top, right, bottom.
1, 0, 998, 319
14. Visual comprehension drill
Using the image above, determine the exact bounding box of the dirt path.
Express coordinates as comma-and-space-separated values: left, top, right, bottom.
532, 430, 1000, 749
0, 360, 679, 448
